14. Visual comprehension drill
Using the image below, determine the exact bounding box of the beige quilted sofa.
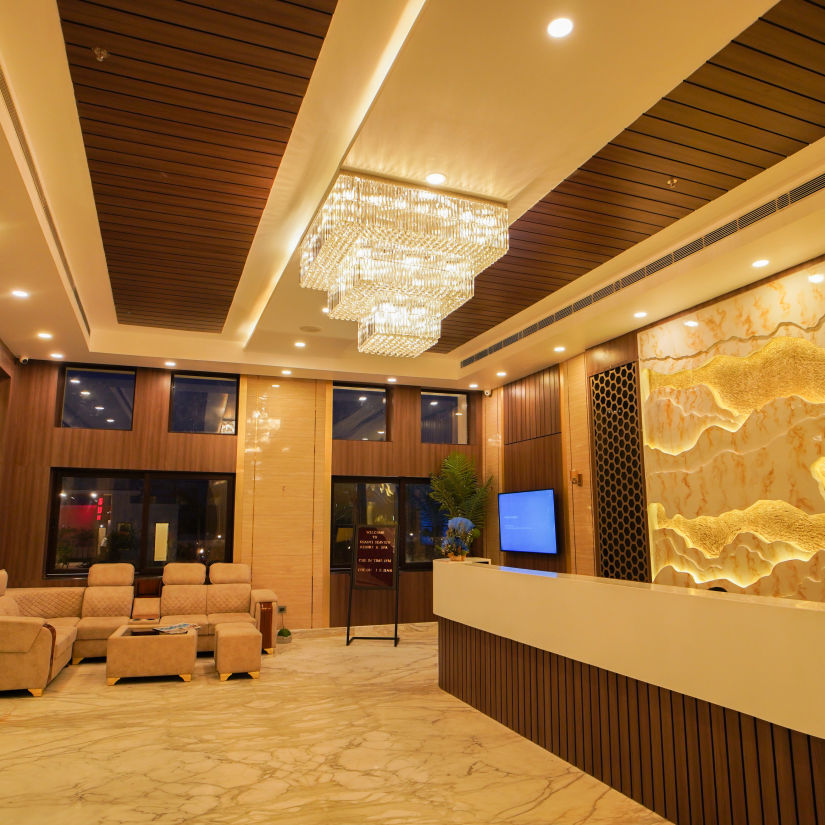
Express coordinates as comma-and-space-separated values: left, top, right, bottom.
159, 562, 277, 652
0, 563, 136, 693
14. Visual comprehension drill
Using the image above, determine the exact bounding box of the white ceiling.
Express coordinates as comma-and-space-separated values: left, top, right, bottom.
3, 0, 823, 392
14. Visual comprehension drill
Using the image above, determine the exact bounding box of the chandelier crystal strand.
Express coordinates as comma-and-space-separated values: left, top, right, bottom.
300, 172, 508, 356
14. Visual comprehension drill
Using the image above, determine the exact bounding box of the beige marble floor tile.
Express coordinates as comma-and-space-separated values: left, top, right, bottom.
0, 623, 668, 825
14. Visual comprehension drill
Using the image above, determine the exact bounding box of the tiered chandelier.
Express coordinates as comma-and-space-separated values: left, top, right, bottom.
299, 172, 509, 357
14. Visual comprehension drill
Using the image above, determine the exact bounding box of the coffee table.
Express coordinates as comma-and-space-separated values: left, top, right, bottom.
106, 625, 197, 685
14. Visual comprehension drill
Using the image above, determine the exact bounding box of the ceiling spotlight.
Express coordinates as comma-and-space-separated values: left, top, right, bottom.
469, 383, 478, 389
11, 289, 29, 298
808, 273, 824, 284
80, 390, 91, 396
426, 172, 446, 185
281, 369, 292, 376
752, 259, 769, 268
294, 341, 306, 348
387, 377, 397, 383
37, 332, 53, 339
271, 383, 280, 388
106, 418, 114, 423
634, 311, 647, 319
165, 360, 176, 367
553, 346, 565, 353
358, 396, 367, 402
377, 430, 385, 435
321, 307, 330, 314
69, 378, 80, 384
684, 320, 699, 328
430, 400, 438, 406
50, 352, 64, 359
94, 406, 104, 411
496, 371, 507, 377
547, 17, 573, 38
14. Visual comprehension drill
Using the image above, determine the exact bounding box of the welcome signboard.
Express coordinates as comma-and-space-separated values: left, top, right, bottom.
354, 526, 396, 588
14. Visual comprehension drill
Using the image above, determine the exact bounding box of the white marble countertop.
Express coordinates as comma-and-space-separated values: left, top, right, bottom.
433, 560, 825, 738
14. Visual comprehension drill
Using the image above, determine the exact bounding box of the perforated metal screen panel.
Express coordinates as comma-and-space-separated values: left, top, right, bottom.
590, 362, 651, 582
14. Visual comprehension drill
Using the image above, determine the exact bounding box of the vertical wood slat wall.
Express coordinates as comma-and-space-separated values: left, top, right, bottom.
501, 367, 564, 572
439, 618, 825, 825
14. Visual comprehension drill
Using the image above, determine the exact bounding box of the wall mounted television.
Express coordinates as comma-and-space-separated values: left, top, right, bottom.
498, 488, 557, 554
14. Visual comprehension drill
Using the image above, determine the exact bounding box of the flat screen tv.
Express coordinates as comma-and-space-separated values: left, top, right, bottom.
498, 488, 557, 554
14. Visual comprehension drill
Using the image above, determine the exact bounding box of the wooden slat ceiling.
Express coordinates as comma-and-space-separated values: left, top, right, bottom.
431, 0, 825, 353
57, 0, 337, 331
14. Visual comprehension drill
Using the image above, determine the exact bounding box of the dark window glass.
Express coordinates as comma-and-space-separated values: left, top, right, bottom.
421, 392, 468, 444
47, 471, 233, 576
148, 478, 230, 565
170, 374, 238, 434
61, 368, 135, 430
53, 476, 144, 571
331, 482, 357, 570
332, 386, 387, 441
403, 482, 447, 565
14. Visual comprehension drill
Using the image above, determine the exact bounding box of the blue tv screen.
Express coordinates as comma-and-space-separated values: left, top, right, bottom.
498, 488, 557, 554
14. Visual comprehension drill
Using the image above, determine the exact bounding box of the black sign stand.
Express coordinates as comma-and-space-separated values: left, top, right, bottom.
346, 525, 399, 646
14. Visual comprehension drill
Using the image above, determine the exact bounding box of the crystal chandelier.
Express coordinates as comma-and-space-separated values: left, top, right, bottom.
299, 172, 509, 357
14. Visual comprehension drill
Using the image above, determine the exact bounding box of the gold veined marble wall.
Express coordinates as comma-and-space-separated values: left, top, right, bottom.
639, 263, 825, 600
235, 376, 332, 628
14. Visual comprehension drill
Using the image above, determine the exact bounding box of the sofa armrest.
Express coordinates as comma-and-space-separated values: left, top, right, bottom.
250, 590, 277, 652
0, 616, 47, 653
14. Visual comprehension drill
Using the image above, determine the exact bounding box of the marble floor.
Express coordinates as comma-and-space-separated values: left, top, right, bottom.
0, 623, 668, 825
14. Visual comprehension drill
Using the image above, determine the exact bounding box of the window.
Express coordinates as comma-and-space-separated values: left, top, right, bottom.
170, 373, 238, 434
331, 478, 444, 571
61, 367, 135, 430
48, 470, 234, 575
332, 385, 387, 441
421, 391, 467, 444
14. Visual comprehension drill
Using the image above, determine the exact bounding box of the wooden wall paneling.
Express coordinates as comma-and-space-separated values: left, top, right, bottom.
329, 570, 434, 627
586, 332, 639, 378
502, 367, 560, 444
439, 618, 825, 825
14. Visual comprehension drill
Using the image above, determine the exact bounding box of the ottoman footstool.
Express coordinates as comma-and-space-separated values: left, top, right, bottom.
215, 623, 262, 680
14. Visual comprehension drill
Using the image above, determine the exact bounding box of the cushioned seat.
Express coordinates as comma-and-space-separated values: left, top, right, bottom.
72, 564, 135, 663
48, 616, 80, 628
75, 615, 132, 641
159, 563, 211, 650
206, 612, 255, 635
161, 613, 209, 631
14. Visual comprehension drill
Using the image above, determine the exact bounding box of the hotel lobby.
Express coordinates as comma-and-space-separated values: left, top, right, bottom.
1, 1, 824, 823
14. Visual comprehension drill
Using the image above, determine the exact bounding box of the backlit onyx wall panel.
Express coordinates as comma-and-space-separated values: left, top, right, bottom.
439, 618, 825, 825
590, 361, 650, 581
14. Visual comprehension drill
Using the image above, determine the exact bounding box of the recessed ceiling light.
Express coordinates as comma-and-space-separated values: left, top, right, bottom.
496, 371, 507, 377
808, 273, 824, 284
50, 352, 64, 359
634, 311, 648, 319
11, 289, 29, 298
430, 400, 438, 406
377, 430, 385, 435
387, 377, 397, 383
294, 341, 306, 348
361, 437, 368, 441
281, 369, 292, 375
426, 172, 446, 185
80, 390, 90, 396
358, 395, 367, 401
684, 320, 699, 328
106, 418, 115, 423
752, 259, 769, 268
455, 412, 463, 416
321, 307, 330, 314
271, 383, 280, 388
547, 17, 573, 38
165, 360, 176, 367
469, 383, 478, 389
37, 332, 53, 339
94, 406, 104, 410
69, 378, 80, 384
553, 346, 565, 353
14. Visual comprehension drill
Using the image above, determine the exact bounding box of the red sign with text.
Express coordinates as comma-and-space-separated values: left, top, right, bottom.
354, 526, 396, 588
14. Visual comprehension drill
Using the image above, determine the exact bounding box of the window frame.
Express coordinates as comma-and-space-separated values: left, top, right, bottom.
58, 364, 137, 432
331, 383, 391, 442
46, 468, 235, 578
419, 389, 469, 445
330, 475, 442, 573
168, 371, 239, 436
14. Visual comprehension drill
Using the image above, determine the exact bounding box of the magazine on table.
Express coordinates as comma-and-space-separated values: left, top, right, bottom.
154, 622, 199, 635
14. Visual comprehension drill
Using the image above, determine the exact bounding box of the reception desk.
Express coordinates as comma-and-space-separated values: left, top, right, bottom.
434, 560, 825, 825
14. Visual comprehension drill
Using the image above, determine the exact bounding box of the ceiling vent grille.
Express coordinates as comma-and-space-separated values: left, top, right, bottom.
460, 171, 825, 369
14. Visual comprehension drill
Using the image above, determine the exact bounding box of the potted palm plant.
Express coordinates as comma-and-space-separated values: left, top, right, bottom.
429, 452, 493, 559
